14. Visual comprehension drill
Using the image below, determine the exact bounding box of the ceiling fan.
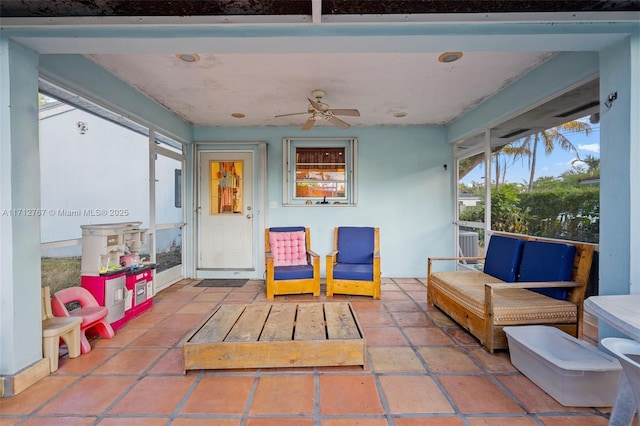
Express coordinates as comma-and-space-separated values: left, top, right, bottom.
275, 89, 360, 130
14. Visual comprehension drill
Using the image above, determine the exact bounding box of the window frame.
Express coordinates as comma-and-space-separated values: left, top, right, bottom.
282, 137, 358, 206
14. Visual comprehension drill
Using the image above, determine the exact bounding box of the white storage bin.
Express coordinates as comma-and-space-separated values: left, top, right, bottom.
504, 325, 622, 407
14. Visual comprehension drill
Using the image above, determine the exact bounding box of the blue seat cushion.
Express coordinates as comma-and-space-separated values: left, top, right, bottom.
518, 240, 576, 300
483, 235, 525, 282
337, 227, 375, 264
333, 263, 373, 281
270, 226, 305, 233
274, 264, 314, 280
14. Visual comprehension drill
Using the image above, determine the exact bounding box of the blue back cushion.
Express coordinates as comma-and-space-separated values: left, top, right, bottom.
337, 227, 375, 264
483, 235, 524, 282
518, 241, 576, 300
270, 226, 305, 233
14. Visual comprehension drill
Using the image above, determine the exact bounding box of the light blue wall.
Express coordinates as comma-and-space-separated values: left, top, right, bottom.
193, 125, 453, 278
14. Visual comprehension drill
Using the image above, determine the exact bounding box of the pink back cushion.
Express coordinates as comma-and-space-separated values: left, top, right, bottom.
269, 231, 307, 266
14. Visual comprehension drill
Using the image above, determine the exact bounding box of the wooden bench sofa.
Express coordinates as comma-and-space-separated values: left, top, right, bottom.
427, 232, 595, 353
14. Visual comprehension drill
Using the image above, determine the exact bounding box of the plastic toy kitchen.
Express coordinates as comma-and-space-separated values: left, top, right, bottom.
80, 222, 154, 330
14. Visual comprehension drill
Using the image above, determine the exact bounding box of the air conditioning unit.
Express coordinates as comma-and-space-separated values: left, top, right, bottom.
459, 231, 479, 263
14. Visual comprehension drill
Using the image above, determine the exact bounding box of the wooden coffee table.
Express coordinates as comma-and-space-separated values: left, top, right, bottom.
183, 302, 365, 372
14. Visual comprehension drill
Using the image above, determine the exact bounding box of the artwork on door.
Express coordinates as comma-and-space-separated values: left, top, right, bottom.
210, 161, 243, 214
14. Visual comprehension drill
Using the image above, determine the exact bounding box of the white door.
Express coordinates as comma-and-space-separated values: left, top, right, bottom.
198, 151, 254, 270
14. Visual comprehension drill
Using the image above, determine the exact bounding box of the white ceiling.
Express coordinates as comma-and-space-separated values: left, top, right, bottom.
86, 51, 555, 129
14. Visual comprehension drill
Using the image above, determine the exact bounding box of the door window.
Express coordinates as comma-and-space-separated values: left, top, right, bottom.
210, 160, 243, 214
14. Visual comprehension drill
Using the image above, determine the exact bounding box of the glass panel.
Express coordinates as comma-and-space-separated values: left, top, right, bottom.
155, 227, 182, 273
155, 154, 182, 223
295, 170, 346, 182
295, 147, 346, 199
489, 116, 599, 243
41, 245, 81, 295
155, 152, 183, 272
296, 181, 345, 198
39, 93, 150, 245
458, 151, 485, 224
458, 226, 485, 270
210, 160, 243, 214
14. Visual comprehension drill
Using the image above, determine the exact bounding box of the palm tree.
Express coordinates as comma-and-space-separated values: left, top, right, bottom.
509, 120, 591, 192
581, 154, 600, 177
458, 120, 592, 189
458, 146, 511, 185
493, 143, 531, 190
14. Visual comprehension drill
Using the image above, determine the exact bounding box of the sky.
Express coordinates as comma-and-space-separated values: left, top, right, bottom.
461, 123, 601, 186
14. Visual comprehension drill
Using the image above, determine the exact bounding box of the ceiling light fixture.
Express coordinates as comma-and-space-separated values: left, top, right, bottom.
176, 53, 200, 63
231, 112, 246, 118
393, 111, 407, 118
438, 52, 463, 63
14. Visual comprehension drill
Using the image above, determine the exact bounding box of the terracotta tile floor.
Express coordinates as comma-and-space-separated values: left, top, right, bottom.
0, 278, 622, 425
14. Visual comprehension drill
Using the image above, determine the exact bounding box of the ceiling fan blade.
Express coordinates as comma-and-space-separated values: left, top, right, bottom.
307, 97, 326, 112
301, 117, 316, 130
275, 112, 308, 118
327, 116, 350, 129
330, 109, 360, 117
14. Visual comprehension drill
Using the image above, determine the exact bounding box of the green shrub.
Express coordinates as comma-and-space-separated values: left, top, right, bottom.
458, 186, 599, 243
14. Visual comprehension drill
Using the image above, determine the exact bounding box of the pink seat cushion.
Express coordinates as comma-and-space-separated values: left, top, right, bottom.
269, 231, 308, 267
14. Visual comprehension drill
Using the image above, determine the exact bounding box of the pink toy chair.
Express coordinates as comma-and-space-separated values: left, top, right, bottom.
51, 286, 115, 353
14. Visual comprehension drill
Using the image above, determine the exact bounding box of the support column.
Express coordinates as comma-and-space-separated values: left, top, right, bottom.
0, 39, 48, 396
597, 35, 640, 339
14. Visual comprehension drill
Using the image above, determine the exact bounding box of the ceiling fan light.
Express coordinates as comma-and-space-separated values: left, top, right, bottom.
438, 52, 463, 63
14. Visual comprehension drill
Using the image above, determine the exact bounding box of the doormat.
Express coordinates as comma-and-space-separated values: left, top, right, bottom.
195, 279, 248, 288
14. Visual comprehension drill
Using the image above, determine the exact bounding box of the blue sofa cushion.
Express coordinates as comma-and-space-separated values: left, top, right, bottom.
518, 240, 576, 300
483, 235, 525, 282
337, 227, 375, 264
333, 263, 373, 281
274, 264, 314, 281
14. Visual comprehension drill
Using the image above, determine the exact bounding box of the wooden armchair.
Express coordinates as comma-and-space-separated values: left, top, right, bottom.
326, 227, 381, 299
265, 227, 320, 299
